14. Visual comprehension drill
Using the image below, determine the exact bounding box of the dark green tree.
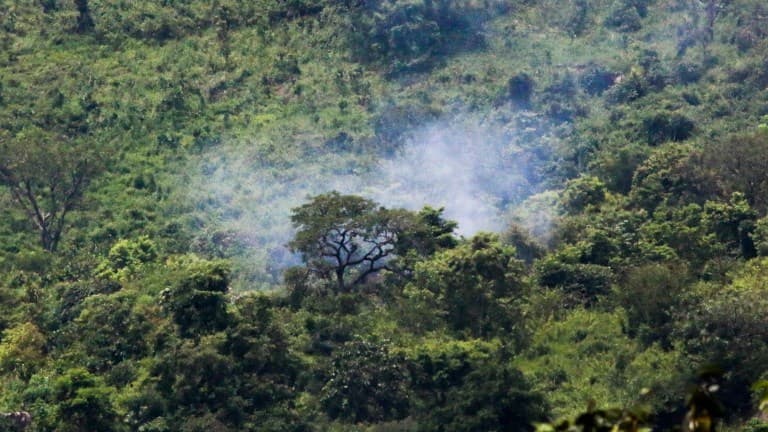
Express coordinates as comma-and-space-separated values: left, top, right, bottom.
673, 276, 768, 417
615, 262, 689, 346
155, 338, 236, 421
507, 73, 535, 108
564, 0, 591, 39
50, 368, 119, 432
289, 192, 420, 292
642, 112, 695, 146
604, 1, 643, 32
535, 257, 614, 307
406, 233, 527, 338
629, 145, 714, 213
704, 129, 768, 213
399, 206, 458, 256
702, 193, 757, 259
160, 258, 231, 338
320, 340, 411, 423
74, 0, 94, 33
561, 175, 607, 214
221, 294, 301, 426
71, 290, 157, 371
410, 341, 547, 432
347, 0, 486, 72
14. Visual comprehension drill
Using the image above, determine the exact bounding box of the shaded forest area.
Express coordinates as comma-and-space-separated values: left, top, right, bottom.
2, 0, 768, 430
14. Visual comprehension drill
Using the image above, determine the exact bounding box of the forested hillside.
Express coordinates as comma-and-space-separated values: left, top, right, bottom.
1, 0, 768, 430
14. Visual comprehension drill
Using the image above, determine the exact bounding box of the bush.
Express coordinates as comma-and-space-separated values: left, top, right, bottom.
160, 258, 231, 338
605, 73, 647, 104
743, 419, 768, 432
507, 73, 535, 107
579, 66, 618, 96
642, 112, 695, 145
604, 2, 642, 33
89, 0, 199, 41
675, 62, 704, 84
320, 340, 411, 423
348, 0, 488, 72
561, 176, 607, 214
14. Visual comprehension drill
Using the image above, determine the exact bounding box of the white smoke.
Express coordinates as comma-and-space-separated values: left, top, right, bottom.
187, 113, 552, 288
369, 120, 528, 235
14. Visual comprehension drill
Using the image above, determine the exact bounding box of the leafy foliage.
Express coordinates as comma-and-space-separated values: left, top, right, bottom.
347, 0, 490, 72
409, 340, 548, 432
405, 233, 526, 338
0, 322, 46, 380
160, 258, 231, 338
320, 339, 411, 423
290, 192, 405, 291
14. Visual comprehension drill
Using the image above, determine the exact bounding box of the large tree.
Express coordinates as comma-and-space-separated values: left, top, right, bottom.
705, 129, 768, 213
406, 233, 527, 338
289, 192, 423, 292
0, 127, 103, 252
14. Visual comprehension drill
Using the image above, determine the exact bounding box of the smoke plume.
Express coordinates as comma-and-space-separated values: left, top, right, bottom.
188, 113, 553, 288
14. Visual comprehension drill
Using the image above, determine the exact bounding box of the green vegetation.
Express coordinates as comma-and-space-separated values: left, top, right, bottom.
2, 0, 768, 430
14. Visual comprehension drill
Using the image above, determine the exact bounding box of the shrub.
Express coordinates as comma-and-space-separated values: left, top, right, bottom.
579, 66, 618, 96
561, 176, 607, 214
642, 112, 695, 145
605, 73, 647, 104
508, 73, 535, 107
675, 62, 704, 84
535, 247, 614, 307
604, 2, 642, 33
320, 340, 411, 423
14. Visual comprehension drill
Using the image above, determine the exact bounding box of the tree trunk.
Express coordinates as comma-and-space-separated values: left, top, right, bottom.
40, 228, 60, 252
336, 267, 346, 293
706, 0, 716, 41
74, 0, 94, 33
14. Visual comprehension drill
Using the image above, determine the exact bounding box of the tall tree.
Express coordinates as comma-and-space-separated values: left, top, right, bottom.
74, 0, 94, 33
289, 192, 419, 292
705, 129, 768, 213
0, 127, 103, 251
406, 233, 527, 338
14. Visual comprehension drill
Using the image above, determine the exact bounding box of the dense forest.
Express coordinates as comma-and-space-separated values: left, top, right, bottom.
1, 0, 768, 430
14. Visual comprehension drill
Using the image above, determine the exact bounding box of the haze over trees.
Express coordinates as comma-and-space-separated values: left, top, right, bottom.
1, 0, 768, 431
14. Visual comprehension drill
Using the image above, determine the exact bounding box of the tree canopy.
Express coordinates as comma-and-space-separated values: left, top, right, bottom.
289, 191, 451, 292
